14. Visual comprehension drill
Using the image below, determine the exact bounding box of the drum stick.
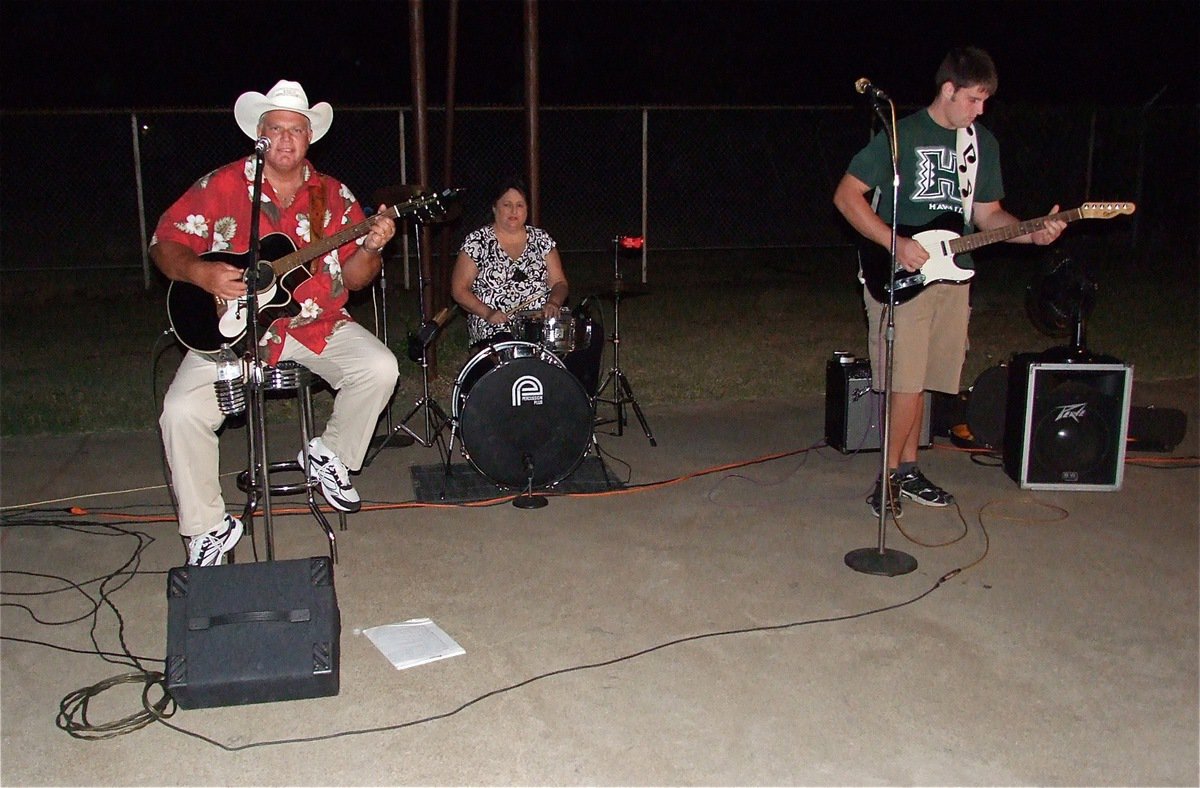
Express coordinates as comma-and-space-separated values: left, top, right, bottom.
504, 292, 543, 319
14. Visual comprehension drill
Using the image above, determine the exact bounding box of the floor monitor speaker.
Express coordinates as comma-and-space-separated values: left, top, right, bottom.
165, 556, 340, 709
1003, 356, 1132, 490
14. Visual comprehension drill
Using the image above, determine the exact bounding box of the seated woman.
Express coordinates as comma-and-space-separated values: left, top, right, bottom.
451, 180, 570, 348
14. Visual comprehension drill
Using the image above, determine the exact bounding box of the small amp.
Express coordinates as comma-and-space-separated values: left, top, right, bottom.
825, 352, 930, 454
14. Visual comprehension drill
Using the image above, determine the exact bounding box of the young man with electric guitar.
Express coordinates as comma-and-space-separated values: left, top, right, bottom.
151, 80, 400, 565
833, 47, 1067, 517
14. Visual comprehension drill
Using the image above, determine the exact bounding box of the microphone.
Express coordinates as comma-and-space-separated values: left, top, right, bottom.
854, 78, 890, 102
254, 136, 271, 153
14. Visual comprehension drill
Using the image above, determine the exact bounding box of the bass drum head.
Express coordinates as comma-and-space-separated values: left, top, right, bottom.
458, 349, 594, 489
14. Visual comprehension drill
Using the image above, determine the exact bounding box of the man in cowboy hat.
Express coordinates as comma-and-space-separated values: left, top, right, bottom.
151, 79, 401, 566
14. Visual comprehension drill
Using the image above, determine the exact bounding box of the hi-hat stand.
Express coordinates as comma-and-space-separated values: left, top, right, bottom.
366, 220, 449, 464
594, 235, 656, 447
394, 309, 453, 448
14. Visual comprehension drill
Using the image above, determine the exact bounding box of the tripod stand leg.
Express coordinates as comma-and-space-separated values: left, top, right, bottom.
617, 371, 656, 446
364, 419, 413, 465
593, 368, 627, 435
397, 393, 450, 450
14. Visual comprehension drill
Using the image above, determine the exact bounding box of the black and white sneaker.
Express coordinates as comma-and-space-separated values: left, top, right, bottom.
867, 475, 903, 518
300, 437, 361, 513
186, 514, 244, 566
894, 467, 954, 507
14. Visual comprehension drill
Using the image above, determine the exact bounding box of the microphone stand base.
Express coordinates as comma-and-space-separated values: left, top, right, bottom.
512, 493, 548, 510
844, 547, 918, 577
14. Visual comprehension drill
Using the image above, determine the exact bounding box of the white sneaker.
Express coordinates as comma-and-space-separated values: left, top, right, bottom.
300, 437, 361, 513
186, 514, 243, 566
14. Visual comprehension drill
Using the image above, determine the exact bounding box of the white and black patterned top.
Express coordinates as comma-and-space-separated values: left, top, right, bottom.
460, 224, 557, 344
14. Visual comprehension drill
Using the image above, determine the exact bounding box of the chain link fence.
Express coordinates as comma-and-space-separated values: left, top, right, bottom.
2, 103, 1195, 281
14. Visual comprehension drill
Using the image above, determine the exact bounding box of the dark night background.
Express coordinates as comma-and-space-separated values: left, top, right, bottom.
2, 0, 1197, 110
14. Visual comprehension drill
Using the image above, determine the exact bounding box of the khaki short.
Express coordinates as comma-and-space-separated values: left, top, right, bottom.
864, 283, 971, 394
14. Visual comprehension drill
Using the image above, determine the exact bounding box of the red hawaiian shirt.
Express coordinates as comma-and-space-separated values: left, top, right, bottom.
153, 156, 368, 365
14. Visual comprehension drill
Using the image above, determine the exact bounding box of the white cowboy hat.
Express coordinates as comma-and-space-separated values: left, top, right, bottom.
233, 79, 333, 143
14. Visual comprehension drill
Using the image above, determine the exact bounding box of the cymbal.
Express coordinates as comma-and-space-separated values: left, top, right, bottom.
590, 282, 650, 301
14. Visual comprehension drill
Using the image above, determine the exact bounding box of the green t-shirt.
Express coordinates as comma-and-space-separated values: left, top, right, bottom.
847, 109, 1004, 269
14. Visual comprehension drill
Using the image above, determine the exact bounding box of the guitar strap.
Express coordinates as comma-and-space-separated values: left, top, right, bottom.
308, 177, 326, 241
304, 176, 326, 273
956, 124, 978, 226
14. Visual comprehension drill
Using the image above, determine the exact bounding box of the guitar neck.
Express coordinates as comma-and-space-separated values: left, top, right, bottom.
949, 208, 1082, 255
268, 203, 403, 278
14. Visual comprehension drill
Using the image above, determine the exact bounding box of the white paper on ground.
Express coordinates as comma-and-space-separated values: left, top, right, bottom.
362, 618, 465, 670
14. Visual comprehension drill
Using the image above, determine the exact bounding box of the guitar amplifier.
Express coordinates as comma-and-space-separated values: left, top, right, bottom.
825, 353, 931, 453
165, 557, 340, 709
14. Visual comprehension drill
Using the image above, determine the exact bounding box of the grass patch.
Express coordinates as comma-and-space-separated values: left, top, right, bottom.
2, 242, 1195, 436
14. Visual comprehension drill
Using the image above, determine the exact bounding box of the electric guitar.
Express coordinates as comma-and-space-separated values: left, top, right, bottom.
859, 202, 1136, 305
166, 189, 462, 353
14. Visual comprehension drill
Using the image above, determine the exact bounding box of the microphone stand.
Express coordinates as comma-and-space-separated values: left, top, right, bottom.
512, 452, 548, 509
845, 94, 918, 577
240, 144, 275, 559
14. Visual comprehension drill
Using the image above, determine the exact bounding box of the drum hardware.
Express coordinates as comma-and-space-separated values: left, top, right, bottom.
511, 452, 549, 509
593, 235, 657, 446
442, 340, 594, 500
511, 307, 577, 355
365, 219, 449, 465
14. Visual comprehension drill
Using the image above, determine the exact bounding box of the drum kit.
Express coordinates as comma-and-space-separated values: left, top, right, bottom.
371, 232, 655, 504
447, 299, 613, 505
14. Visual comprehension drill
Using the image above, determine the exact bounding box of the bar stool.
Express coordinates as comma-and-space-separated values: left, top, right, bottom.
236, 360, 346, 563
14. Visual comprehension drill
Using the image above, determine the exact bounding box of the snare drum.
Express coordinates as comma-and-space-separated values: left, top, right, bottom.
452, 341, 594, 489
510, 307, 576, 355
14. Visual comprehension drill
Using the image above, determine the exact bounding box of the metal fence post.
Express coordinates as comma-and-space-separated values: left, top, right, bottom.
131, 112, 150, 290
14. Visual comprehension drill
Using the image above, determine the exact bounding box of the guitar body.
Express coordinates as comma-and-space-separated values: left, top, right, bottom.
858, 202, 1136, 306
166, 233, 309, 353
859, 212, 973, 306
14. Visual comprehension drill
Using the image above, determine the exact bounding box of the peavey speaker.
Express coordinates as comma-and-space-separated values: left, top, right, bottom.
165, 556, 340, 709
1003, 356, 1132, 490
825, 353, 931, 453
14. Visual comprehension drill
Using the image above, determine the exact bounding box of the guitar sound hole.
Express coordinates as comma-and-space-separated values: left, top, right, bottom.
247, 262, 276, 293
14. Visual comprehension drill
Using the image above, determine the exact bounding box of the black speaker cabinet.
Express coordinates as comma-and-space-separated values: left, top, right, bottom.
1003, 357, 1132, 490
166, 556, 340, 709
825, 354, 931, 453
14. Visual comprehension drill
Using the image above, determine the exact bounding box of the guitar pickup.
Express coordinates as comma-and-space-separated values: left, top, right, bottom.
891, 274, 925, 292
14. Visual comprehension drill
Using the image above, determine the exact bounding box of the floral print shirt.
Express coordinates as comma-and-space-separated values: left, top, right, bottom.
459, 224, 557, 344
152, 156, 368, 365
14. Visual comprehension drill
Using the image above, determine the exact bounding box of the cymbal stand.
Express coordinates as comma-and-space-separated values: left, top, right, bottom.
594, 236, 657, 446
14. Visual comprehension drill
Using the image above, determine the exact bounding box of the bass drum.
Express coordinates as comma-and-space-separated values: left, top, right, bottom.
453, 341, 594, 489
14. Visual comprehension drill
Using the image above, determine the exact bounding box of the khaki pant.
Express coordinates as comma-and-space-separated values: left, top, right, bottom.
160, 322, 399, 537
864, 283, 971, 395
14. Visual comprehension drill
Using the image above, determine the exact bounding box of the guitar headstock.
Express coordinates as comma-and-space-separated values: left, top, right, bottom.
399, 188, 465, 224
1079, 202, 1136, 219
